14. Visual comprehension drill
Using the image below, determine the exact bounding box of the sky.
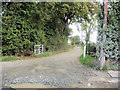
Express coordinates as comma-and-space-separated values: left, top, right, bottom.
69, 23, 97, 43
68, 1, 102, 44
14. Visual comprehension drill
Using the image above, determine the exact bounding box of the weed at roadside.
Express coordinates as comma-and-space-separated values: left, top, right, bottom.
2, 56, 21, 61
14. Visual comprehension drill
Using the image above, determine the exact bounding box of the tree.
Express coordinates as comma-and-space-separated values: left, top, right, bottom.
2, 2, 97, 56
71, 35, 80, 45
81, 15, 97, 58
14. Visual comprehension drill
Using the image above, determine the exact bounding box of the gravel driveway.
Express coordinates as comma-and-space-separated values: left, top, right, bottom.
1, 47, 118, 88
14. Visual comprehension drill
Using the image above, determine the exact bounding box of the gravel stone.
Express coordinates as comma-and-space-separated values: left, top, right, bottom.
2, 47, 118, 88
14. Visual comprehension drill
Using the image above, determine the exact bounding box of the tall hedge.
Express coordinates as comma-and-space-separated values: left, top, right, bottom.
2, 3, 45, 56
2, 2, 97, 56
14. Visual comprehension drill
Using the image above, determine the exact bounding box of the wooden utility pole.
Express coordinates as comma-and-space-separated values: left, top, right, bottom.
103, 0, 108, 28
100, 0, 108, 70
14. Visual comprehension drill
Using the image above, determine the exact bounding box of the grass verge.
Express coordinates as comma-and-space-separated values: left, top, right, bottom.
102, 64, 120, 72
32, 52, 55, 58
32, 46, 75, 58
79, 54, 120, 72
2, 56, 21, 62
2, 46, 76, 62
79, 54, 96, 68
80, 46, 84, 51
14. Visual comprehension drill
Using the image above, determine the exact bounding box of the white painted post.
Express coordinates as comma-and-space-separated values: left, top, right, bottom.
39, 45, 41, 54
42, 44, 43, 54
34, 45, 36, 54
38, 46, 40, 54
84, 45, 86, 58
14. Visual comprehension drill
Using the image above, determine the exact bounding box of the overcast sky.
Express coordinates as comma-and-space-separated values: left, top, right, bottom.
69, 23, 97, 43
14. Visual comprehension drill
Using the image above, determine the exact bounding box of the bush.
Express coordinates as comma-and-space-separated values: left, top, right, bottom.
2, 3, 72, 56
87, 43, 96, 56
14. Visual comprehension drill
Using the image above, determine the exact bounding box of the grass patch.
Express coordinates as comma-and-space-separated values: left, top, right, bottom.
79, 54, 96, 68
79, 54, 120, 72
32, 46, 75, 58
102, 64, 120, 72
80, 46, 84, 51
64, 46, 75, 52
32, 52, 55, 58
109, 66, 120, 71
2, 46, 75, 62
2, 56, 21, 61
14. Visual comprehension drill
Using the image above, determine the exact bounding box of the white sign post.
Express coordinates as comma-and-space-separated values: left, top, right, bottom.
84, 45, 86, 58
41, 44, 43, 54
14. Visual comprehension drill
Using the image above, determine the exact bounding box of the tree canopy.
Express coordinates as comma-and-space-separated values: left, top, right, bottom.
71, 35, 80, 45
2, 2, 97, 56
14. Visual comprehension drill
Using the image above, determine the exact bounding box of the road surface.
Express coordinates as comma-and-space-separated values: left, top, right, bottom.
1, 47, 118, 88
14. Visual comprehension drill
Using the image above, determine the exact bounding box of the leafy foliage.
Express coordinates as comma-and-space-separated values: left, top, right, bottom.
79, 54, 96, 68
96, 2, 120, 61
80, 46, 84, 51
2, 2, 97, 56
71, 35, 80, 45
87, 43, 96, 56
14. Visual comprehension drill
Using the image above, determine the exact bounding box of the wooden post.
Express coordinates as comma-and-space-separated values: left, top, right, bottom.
100, 0, 108, 70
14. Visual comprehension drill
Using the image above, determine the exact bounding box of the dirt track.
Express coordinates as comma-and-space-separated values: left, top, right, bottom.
1, 47, 118, 88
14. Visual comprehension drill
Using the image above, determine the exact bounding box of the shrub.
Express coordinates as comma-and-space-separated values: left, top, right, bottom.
87, 43, 96, 56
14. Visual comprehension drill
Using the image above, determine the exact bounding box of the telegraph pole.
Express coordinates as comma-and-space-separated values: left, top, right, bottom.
100, 0, 108, 70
